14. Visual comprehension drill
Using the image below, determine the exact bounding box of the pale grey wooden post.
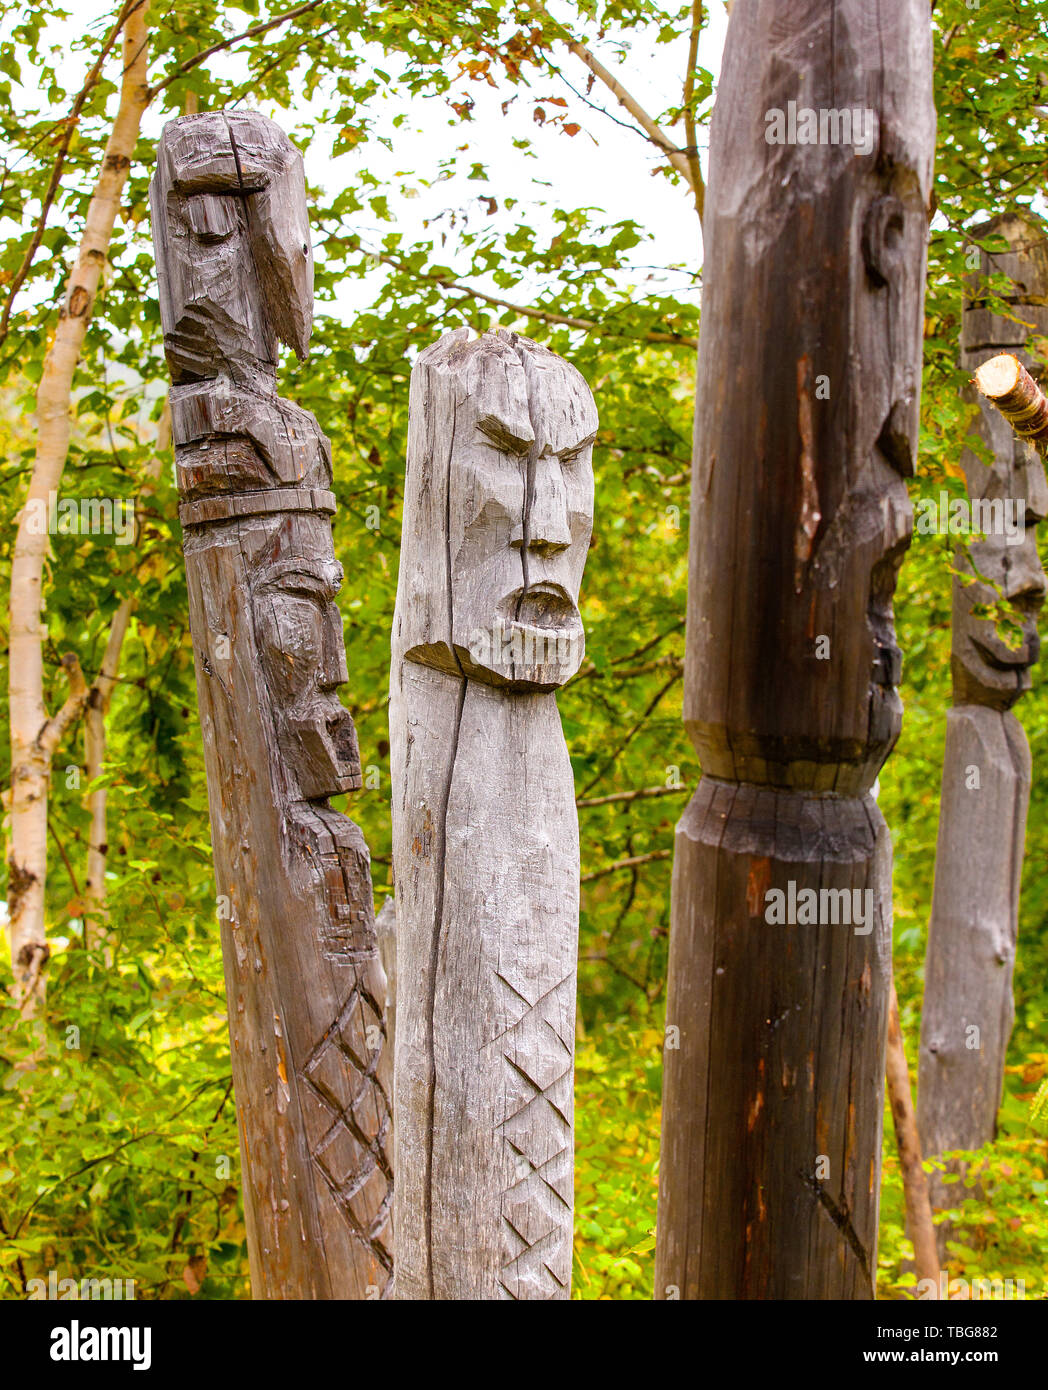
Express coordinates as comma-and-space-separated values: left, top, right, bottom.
918, 214, 1048, 1221
389, 329, 596, 1299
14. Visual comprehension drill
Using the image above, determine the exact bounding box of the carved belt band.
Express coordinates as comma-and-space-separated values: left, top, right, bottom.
179, 487, 337, 527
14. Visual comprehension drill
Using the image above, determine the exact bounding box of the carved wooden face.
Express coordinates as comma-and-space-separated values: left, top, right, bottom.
253, 555, 362, 799
151, 111, 312, 385
952, 419, 1047, 709
396, 330, 596, 692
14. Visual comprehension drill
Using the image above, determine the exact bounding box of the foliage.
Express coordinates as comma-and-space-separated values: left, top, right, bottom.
572, 1023, 661, 1300
0, 0, 1046, 1300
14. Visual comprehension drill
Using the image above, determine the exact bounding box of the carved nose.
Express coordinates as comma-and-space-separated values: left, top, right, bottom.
1002, 546, 1047, 607
319, 606, 349, 689
515, 456, 572, 556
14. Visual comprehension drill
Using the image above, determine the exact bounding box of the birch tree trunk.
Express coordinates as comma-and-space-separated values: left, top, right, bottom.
918, 213, 1048, 1225
6, 3, 149, 1011
655, 0, 934, 1299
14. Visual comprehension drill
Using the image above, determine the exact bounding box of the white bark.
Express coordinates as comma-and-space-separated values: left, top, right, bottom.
6, 5, 149, 1010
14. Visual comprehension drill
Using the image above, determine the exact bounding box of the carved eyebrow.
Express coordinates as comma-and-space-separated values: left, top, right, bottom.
476, 413, 534, 454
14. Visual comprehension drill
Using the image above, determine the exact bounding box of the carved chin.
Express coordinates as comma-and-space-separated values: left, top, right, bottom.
288, 713, 362, 799
953, 632, 1039, 709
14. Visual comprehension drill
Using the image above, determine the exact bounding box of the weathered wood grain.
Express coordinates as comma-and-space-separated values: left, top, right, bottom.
655, 0, 935, 1298
918, 214, 1048, 1229
389, 328, 595, 1299
151, 112, 392, 1299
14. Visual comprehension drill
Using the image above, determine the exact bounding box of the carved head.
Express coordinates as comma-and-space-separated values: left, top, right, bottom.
394, 330, 596, 691
252, 545, 362, 799
679, 0, 935, 792
954, 212, 1048, 709
952, 410, 1047, 709
150, 111, 313, 386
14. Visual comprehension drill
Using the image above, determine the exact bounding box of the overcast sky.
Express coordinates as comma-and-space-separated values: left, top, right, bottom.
1, 3, 731, 335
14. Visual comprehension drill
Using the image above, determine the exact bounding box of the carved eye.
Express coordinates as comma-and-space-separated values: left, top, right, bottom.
862, 195, 907, 288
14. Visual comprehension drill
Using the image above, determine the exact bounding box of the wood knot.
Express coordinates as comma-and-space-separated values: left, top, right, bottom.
67, 286, 90, 317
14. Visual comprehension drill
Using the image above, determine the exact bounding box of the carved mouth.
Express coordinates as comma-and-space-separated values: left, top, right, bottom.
501, 583, 581, 633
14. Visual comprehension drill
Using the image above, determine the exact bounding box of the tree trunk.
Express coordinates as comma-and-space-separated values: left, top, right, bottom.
150, 112, 392, 1298
6, 3, 149, 1011
390, 328, 596, 1298
918, 213, 1048, 1229
655, 0, 934, 1299
885, 983, 939, 1291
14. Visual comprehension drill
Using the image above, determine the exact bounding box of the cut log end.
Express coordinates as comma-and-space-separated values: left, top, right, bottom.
973, 352, 1022, 401
973, 352, 1048, 450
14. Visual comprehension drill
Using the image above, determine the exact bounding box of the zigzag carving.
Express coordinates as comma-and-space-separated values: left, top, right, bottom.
300, 979, 394, 1295
496, 970, 575, 1300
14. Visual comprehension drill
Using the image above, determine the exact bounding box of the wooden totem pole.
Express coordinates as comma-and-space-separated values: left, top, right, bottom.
918, 214, 1048, 1201
389, 328, 596, 1299
655, 0, 934, 1298
151, 113, 392, 1299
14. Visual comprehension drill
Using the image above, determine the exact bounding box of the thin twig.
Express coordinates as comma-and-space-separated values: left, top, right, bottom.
147, 0, 327, 98
581, 849, 671, 882
681, 1, 706, 223
577, 784, 687, 808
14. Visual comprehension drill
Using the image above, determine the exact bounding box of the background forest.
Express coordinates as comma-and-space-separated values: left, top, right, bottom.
0, 0, 1046, 1300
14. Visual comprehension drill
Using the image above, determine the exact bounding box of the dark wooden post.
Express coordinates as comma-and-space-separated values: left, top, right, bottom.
389, 329, 596, 1299
150, 113, 392, 1299
655, 1, 934, 1299
918, 215, 1048, 1212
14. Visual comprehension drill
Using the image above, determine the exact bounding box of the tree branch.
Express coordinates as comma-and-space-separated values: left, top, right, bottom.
577, 784, 688, 808
974, 353, 1048, 451
0, 0, 148, 349
38, 654, 88, 756
564, 38, 694, 186
581, 849, 671, 883
146, 0, 327, 99
681, 0, 706, 223
885, 982, 940, 1290
577, 668, 682, 796
363, 246, 698, 347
